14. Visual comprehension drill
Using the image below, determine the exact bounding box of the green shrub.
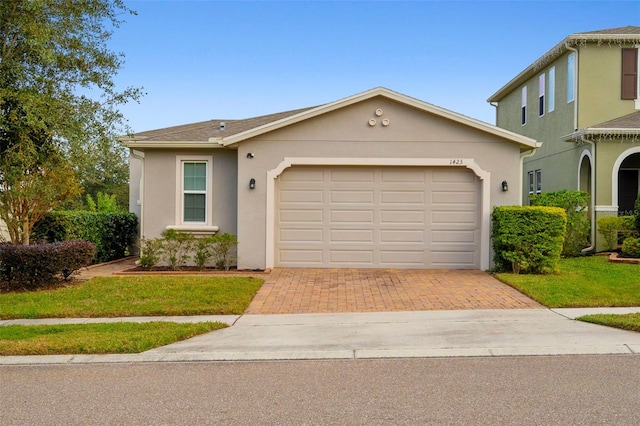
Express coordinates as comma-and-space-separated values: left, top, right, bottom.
160, 229, 193, 271
597, 216, 637, 251
492, 206, 566, 274
635, 192, 640, 233
621, 237, 640, 258
211, 233, 238, 271
193, 236, 217, 271
529, 190, 590, 257
0, 241, 95, 289
138, 237, 164, 268
32, 211, 138, 263
86, 192, 119, 212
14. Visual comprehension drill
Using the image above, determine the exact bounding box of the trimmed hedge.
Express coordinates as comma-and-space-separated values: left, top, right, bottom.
635, 192, 640, 233
0, 241, 95, 289
492, 206, 566, 274
529, 190, 589, 256
597, 216, 636, 251
32, 211, 137, 263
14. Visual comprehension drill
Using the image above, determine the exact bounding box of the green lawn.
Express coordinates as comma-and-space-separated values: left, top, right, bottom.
495, 256, 640, 308
0, 322, 226, 356
578, 313, 640, 333
0, 275, 263, 319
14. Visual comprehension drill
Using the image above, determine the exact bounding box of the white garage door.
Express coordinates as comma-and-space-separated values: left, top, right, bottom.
275, 166, 481, 269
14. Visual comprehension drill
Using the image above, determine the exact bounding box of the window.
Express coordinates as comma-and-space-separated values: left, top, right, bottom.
538, 74, 545, 117
176, 156, 212, 225
535, 170, 542, 194
548, 67, 555, 112
528, 171, 534, 195
567, 52, 575, 103
621, 48, 638, 100
521, 86, 527, 125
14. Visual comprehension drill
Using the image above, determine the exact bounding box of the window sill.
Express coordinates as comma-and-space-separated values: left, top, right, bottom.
166, 225, 219, 236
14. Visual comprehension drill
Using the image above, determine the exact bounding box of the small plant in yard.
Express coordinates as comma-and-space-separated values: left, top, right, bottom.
635, 192, 640, 233
160, 229, 193, 270
621, 237, 640, 258
212, 233, 238, 271
138, 236, 164, 268
193, 236, 217, 270
597, 216, 637, 251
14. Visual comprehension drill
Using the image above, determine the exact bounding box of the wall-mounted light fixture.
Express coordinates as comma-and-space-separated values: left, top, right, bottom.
246, 152, 254, 159
249, 178, 256, 190
501, 180, 508, 192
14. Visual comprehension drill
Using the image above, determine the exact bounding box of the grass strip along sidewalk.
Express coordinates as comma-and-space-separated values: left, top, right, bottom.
0, 275, 263, 355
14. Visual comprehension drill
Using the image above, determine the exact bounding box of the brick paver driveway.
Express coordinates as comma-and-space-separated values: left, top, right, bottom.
245, 268, 542, 314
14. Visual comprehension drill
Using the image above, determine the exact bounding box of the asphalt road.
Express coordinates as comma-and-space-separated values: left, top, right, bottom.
1, 355, 639, 425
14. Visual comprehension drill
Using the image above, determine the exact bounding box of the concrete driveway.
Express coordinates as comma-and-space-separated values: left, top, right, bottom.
246, 268, 542, 314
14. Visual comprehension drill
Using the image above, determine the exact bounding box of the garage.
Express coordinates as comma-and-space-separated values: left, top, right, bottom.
275, 165, 481, 269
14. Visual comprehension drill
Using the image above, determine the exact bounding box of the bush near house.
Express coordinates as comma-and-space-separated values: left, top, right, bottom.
492, 206, 566, 274
596, 216, 636, 251
621, 237, 640, 258
139, 231, 238, 271
32, 211, 138, 263
635, 192, 640, 233
0, 241, 95, 290
529, 190, 590, 257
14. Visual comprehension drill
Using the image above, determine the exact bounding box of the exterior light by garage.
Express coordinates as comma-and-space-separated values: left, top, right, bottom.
249, 178, 256, 189
246, 152, 254, 158
501, 180, 508, 192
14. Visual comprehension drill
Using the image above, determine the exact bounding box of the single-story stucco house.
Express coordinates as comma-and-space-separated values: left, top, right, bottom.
122, 87, 540, 271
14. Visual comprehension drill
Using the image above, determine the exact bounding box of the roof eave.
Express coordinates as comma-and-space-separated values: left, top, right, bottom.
122, 140, 225, 149
488, 32, 640, 102
562, 128, 640, 141
220, 87, 541, 150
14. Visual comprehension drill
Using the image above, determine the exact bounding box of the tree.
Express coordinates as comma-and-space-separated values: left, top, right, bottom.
0, 0, 142, 242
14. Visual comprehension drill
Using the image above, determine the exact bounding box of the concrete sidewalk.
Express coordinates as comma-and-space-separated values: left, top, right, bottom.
2, 308, 639, 365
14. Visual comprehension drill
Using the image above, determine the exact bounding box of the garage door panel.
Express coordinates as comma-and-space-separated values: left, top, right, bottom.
380, 229, 425, 243
331, 169, 375, 182
330, 250, 374, 263
381, 191, 425, 204
330, 229, 374, 242
331, 210, 374, 223
331, 190, 374, 203
275, 166, 480, 269
279, 190, 323, 203
280, 229, 324, 243
280, 209, 324, 223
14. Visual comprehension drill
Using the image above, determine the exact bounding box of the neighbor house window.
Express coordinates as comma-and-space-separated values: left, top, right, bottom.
176, 156, 212, 225
548, 67, 555, 112
535, 170, 542, 194
621, 48, 638, 100
521, 86, 527, 125
538, 74, 545, 117
567, 52, 575, 103
528, 171, 534, 194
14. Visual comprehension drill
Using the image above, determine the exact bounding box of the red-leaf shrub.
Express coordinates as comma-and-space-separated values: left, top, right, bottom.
0, 241, 95, 290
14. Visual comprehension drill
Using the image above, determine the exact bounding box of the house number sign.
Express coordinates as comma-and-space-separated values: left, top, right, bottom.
449, 159, 464, 165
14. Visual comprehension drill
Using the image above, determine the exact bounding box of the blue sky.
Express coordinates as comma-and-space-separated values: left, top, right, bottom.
111, 1, 639, 132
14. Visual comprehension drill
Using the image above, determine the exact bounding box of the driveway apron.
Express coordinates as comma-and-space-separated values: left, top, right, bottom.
246, 268, 542, 314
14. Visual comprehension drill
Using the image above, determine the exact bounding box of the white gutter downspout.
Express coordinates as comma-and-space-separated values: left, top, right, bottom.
130, 149, 145, 247
565, 44, 579, 131
520, 149, 538, 204
580, 137, 596, 253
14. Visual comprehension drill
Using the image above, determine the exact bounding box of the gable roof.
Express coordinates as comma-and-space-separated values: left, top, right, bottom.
488, 26, 640, 102
122, 87, 540, 151
562, 111, 640, 141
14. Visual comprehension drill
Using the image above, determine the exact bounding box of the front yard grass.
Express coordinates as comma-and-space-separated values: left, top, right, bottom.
578, 313, 640, 333
494, 256, 640, 308
0, 322, 226, 356
0, 275, 263, 319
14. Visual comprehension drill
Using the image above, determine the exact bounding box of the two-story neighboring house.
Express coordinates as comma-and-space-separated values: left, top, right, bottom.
488, 26, 640, 251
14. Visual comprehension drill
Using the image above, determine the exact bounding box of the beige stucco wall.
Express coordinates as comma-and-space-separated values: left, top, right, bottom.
141, 148, 238, 240
235, 97, 525, 269
0, 219, 9, 242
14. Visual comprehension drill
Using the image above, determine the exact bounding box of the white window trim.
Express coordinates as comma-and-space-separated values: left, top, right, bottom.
567, 52, 576, 103
175, 155, 214, 228
548, 66, 555, 113
538, 74, 545, 117
521, 86, 527, 126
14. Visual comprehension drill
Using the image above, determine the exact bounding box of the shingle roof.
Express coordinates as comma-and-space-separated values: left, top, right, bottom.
128, 106, 319, 142
579, 26, 640, 35
593, 111, 640, 129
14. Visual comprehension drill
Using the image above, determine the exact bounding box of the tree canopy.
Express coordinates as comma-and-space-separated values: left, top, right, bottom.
0, 0, 142, 243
